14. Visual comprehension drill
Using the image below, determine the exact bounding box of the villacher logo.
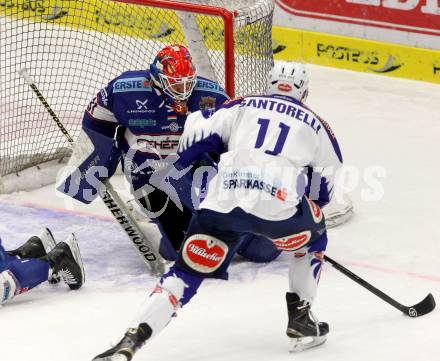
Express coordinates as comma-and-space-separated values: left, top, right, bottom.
273, 231, 311, 251
182, 236, 228, 273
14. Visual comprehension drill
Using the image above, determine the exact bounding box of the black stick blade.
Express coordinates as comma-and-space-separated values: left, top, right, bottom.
406, 293, 436, 317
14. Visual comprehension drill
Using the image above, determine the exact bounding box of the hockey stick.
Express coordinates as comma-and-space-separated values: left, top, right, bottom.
19, 69, 166, 276
324, 255, 435, 317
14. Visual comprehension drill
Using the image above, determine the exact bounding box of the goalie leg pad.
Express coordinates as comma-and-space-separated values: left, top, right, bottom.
323, 194, 354, 228
126, 198, 178, 261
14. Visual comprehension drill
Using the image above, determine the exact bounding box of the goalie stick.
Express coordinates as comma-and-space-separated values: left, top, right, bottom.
19, 68, 166, 276
324, 255, 436, 317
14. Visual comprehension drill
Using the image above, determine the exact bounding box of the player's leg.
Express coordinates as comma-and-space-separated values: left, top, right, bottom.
285, 232, 329, 351
93, 210, 242, 361
92, 266, 204, 361
248, 196, 329, 351
8, 228, 84, 287
8, 228, 60, 283
1, 232, 85, 305
1, 238, 50, 304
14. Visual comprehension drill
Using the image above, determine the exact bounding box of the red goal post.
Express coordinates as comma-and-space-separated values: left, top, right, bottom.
0, 0, 274, 191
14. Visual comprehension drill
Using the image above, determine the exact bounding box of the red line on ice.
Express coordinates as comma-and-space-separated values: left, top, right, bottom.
330, 259, 440, 283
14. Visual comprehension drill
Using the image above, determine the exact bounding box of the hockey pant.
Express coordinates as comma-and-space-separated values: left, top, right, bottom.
129, 153, 281, 263
128, 196, 326, 338
0, 239, 49, 303
131, 186, 281, 263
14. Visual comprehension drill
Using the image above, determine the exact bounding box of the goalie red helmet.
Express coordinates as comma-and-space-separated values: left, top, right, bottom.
150, 44, 197, 101
267, 61, 309, 102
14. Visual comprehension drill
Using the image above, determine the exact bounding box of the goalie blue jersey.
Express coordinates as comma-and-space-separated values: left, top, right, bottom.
58, 70, 228, 203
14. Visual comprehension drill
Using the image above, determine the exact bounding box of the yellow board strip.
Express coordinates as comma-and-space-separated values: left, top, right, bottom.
2, 2, 439, 84
0, 0, 185, 40
0, 0, 256, 53
273, 26, 440, 85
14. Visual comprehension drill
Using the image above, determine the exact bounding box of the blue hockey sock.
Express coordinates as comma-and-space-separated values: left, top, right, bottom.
7, 258, 49, 292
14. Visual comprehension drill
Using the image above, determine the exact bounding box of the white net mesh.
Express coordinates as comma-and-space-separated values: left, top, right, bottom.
0, 0, 274, 181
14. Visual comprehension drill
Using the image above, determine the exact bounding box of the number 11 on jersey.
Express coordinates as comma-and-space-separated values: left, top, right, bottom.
254, 118, 291, 155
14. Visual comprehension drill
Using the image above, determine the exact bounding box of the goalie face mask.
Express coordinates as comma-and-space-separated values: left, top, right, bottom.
267, 61, 309, 103
150, 44, 197, 102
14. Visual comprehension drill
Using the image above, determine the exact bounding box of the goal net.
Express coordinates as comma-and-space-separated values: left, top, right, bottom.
0, 0, 274, 192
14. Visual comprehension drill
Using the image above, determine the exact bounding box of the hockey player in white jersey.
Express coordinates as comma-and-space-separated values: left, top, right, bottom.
92, 61, 343, 360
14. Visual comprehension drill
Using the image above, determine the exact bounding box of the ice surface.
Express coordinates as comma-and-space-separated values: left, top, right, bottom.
0, 65, 439, 361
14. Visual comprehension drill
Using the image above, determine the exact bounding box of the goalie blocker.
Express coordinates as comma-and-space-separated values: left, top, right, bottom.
56, 126, 121, 204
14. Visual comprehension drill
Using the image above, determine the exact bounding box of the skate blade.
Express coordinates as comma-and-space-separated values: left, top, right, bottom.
39, 228, 57, 253
65, 233, 85, 284
94, 354, 129, 361
289, 335, 327, 352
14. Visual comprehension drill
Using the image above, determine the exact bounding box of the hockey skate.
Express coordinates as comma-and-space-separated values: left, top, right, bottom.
7, 227, 57, 258
92, 323, 152, 361
285, 292, 329, 352
47, 233, 85, 290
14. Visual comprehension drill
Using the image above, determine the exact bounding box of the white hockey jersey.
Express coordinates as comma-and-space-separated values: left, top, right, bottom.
178, 95, 343, 221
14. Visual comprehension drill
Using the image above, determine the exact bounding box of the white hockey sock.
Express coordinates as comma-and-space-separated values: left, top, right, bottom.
129, 274, 187, 338
0, 270, 19, 305
288, 250, 324, 304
